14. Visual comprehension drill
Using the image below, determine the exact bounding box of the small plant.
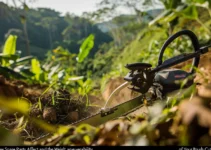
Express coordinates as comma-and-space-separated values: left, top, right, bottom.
0, 35, 34, 79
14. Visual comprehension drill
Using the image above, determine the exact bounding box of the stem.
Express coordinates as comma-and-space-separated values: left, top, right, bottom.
23, 21, 30, 55
47, 28, 52, 49
12, 0, 17, 7
206, 8, 211, 19
196, 18, 211, 35
12, 0, 30, 55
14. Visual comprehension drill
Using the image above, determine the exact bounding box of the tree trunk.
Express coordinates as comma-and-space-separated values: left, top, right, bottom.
23, 20, 30, 55
48, 28, 53, 49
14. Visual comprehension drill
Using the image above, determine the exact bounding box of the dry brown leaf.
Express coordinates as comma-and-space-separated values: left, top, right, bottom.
197, 84, 211, 98
179, 96, 211, 138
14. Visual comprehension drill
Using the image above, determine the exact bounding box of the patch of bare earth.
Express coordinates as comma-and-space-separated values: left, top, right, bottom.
0, 77, 100, 141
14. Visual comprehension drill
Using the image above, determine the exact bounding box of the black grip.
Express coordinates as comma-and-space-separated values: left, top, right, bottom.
157, 30, 200, 75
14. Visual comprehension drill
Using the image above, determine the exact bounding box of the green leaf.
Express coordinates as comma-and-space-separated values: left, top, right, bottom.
68, 76, 84, 81
0, 54, 19, 67
2, 35, 17, 66
21, 69, 35, 77
163, 11, 178, 23
181, 5, 198, 20
149, 5, 186, 26
23, 3, 29, 11
3, 35, 17, 55
83, 135, 91, 145
14, 65, 34, 77
15, 55, 34, 64
31, 58, 41, 80
191, 0, 207, 4
77, 34, 95, 63
48, 64, 61, 79
161, 0, 182, 9
0, 66, 26, 79
38, 81, 56, 110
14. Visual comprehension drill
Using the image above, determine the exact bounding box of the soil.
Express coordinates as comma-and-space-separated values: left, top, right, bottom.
102, 77, 140, 107
0, 77, 101, 141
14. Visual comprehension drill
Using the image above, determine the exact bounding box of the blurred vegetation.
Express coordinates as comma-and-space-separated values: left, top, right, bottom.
0, 2, 113, 59
1, 0, 211, 146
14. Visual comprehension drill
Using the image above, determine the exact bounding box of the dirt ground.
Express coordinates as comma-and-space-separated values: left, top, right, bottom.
0, 77, 101, 140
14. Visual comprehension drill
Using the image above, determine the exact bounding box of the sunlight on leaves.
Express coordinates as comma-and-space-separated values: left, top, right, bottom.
3, 35, 17, 55
2, 35, 17, 66
31, 58, 41, 80
77, 34, 95, 63
181, 5, 198, 20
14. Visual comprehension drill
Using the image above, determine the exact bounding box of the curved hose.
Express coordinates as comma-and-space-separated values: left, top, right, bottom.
157, 30, 200, 75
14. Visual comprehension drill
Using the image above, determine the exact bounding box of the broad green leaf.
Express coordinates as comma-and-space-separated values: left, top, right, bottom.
77, 34, 95, 63
39, 72, 48, 82
2, 35, 17, 66
161, 0, 182, 9
0, 54, 19, 67
0, 54, 19, 60
181, 5, 198, 19
3, 35, 17, 55
31, 58, 41, 80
